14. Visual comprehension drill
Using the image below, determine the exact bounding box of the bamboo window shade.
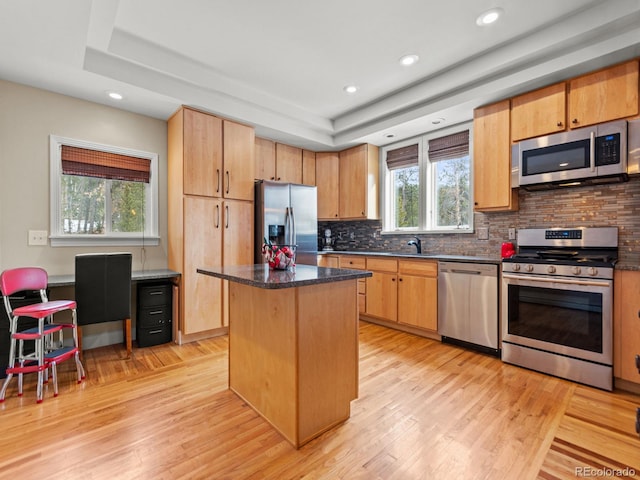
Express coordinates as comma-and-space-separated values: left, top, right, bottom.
61, 145, 151, 183
385, 143, 419, 170
428, 130, 469, 162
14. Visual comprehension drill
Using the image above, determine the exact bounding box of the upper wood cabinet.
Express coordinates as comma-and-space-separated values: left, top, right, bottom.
302, 150, 316, 186
511, 83, 567, 142
473, 100, 518, 212
568, 60, 639, 129
223, 120, 255, 201
316, 152, 340, 220
183, 108, 223, 197
338, 144, 380, 220
255, 137, 276, 181
275, 143, 303, 183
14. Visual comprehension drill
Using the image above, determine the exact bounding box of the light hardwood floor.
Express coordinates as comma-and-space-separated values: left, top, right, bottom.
1, 321, 638, 479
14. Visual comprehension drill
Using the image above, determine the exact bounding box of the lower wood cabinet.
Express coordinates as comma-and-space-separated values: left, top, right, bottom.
397, 260, 438, 331
614, 269, 640, 386
339, 255, 367, 314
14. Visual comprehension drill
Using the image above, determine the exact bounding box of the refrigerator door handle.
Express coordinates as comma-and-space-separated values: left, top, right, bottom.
290, 207, 297, 246
284, 207, 290, 246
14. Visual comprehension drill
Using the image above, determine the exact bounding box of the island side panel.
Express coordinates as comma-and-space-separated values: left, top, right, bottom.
228, 282, 298, 445
297, 280, 359, 445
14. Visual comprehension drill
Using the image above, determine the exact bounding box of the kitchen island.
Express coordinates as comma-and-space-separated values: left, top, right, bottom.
197, 264, 371, 448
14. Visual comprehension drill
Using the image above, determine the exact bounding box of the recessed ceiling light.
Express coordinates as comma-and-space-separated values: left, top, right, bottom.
399, 54, 419, 66
343, 85, 359, 94
385, 133, 395, 138
432, 118, 445, 125
107, 91, 123, 100
476, 7, 503, 26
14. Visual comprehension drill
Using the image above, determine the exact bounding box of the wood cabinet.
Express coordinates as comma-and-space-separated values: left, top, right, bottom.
275, 143, 303, 183
316, 152, 340, 219
317, 254, 339, 268
302, 150, 316, 185
397, 260, 438, 331
339, 255, 367, 313
568, 60, 639, 129
255, 137, 276, 181
511, 83, 566, 142
473, 100, 518, 212
613, 269, 640, 385
339, 144, 379, 220
365, 258, 398, 322
168, 106, 255, 341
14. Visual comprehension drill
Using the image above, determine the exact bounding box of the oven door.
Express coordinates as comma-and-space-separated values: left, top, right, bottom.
501, 273, 612, 365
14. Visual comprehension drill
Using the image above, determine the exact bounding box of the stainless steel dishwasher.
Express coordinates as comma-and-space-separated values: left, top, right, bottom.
437, 261, 499, 355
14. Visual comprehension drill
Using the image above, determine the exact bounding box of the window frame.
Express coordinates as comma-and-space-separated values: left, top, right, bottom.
49, 135, 159, 247
381, 122, 474, 235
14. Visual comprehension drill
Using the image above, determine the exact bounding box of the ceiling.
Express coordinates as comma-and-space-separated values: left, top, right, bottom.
1, 0, 640, 151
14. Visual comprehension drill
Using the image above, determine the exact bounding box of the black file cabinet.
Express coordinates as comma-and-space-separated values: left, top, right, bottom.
136, 283, 172, 347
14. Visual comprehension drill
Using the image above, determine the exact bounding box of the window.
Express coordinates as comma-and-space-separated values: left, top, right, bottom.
50, 135, 159, 246
382, 124, 473, 233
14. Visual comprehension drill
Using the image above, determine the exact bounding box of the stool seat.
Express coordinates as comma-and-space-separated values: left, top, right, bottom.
13, 323, 64, 340
13, 300, 77, 318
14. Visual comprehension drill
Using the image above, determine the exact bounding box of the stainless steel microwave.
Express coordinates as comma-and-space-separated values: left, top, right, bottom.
511, 119, 640, 190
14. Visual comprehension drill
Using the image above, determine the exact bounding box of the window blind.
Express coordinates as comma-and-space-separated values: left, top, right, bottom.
61, 145, 151, 183
385, 143, 419, 170
428, 130, 469, 161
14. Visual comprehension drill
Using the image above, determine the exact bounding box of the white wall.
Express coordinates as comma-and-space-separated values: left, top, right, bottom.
0, 79, 169, 348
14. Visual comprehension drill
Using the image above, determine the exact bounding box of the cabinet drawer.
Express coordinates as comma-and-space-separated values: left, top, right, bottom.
138, 325, 172, 347
366, 257, 398, 273
399, 260, 438, 277
138, 284, 172, 308
340, 256, 366, 270
138, 307, 172, 328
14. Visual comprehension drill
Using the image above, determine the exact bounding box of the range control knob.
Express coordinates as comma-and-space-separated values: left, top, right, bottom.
525, 264, 534, 273
547, 266, 556, 274
512, 264, 521, 272
587, 267, 598, 276
572, 266, 582, 275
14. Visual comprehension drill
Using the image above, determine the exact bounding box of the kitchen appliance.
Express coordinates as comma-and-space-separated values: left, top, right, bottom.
501, 227, 617, 390
501, 242, 515, 259
254, 180, 317, 266
512, 119, 640, 190
438, 261, 499, 355
322, 229, 335, 251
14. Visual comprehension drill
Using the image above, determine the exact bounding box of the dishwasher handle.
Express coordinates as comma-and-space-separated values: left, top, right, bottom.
450, 268, 483, 275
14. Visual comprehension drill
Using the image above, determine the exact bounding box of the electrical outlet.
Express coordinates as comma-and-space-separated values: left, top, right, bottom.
508, 228, 516, 240
28, 230, 48, 246
477, 227, 489, 240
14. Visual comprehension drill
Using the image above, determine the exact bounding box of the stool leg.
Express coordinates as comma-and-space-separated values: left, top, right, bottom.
35, 337, 44, 404
51, 361, 58, 397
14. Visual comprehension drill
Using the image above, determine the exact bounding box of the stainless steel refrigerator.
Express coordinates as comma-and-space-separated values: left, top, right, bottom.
254, 180, 318, 265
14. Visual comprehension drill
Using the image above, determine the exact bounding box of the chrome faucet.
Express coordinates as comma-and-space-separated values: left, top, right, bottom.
407, 236, 422, 254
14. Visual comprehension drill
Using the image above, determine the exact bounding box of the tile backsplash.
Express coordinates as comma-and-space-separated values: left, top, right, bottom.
319, 175, 640, 266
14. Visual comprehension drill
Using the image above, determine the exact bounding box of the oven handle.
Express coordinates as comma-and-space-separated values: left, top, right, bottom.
502, 273, 611, 288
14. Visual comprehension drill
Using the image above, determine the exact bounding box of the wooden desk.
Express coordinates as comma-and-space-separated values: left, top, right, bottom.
198, 264, 371, 448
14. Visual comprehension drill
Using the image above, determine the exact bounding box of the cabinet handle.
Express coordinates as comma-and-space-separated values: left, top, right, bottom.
636, 407, 640, 436
270, 176, 275, 180
277, 177, 281, 181
361, 211, 365, 216
391, 278, 396, 282
225, 171, 230, 194
334, 213, 338, 217
216, 169, 220, 193
149, 291, 164, 296
572, 118, 579, 124
215, 205, 220, 228
557, 121, 563, 127
149, 310, 163, 315
636, 354, 640, 373
399, 277, 403, 282
225, 205, 229, 228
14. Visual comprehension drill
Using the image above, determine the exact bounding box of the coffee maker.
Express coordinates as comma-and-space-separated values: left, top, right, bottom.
322, 228, 335, 251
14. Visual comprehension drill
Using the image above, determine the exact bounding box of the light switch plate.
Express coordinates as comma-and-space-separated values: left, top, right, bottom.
477, 227, 489, 240
508, 228, 516, 240
28, 230, 48, 246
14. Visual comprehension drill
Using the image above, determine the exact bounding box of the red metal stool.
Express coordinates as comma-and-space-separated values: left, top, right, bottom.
0, 267, 85, 403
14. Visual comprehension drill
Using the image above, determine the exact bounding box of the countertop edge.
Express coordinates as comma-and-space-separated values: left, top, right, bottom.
318, 250, 501, 264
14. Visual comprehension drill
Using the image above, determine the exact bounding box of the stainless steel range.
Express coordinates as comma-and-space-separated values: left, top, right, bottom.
501, 227, 617, 390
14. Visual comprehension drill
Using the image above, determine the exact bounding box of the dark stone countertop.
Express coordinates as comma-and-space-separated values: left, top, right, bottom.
197, 264, 372, 289
317, 250, 502, 265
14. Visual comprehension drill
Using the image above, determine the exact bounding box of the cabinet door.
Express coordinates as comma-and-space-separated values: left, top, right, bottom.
398, 274, 437, 331
275, 143, 303, 183
302, 150, 316, 186
569, 60, 639, 128
366, 272, 397, 322
255, 137, 276, 181
317, 255, 339, 268
222, 199, 254, 266
614, 270, 640, 383
339, 145, 367, 219
183, 109, 223, 197
511, 83, 566, 141
473, 100, 518, 212
316, 152, 339, 220
183, 196, 223, 334
223, 120, 255, 201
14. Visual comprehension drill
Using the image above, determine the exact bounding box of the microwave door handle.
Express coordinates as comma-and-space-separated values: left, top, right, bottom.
590, 130, 596, 172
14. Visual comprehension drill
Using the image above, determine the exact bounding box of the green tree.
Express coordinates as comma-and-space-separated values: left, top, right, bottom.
394, 166, 419, 228
435, 156, 470, 228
